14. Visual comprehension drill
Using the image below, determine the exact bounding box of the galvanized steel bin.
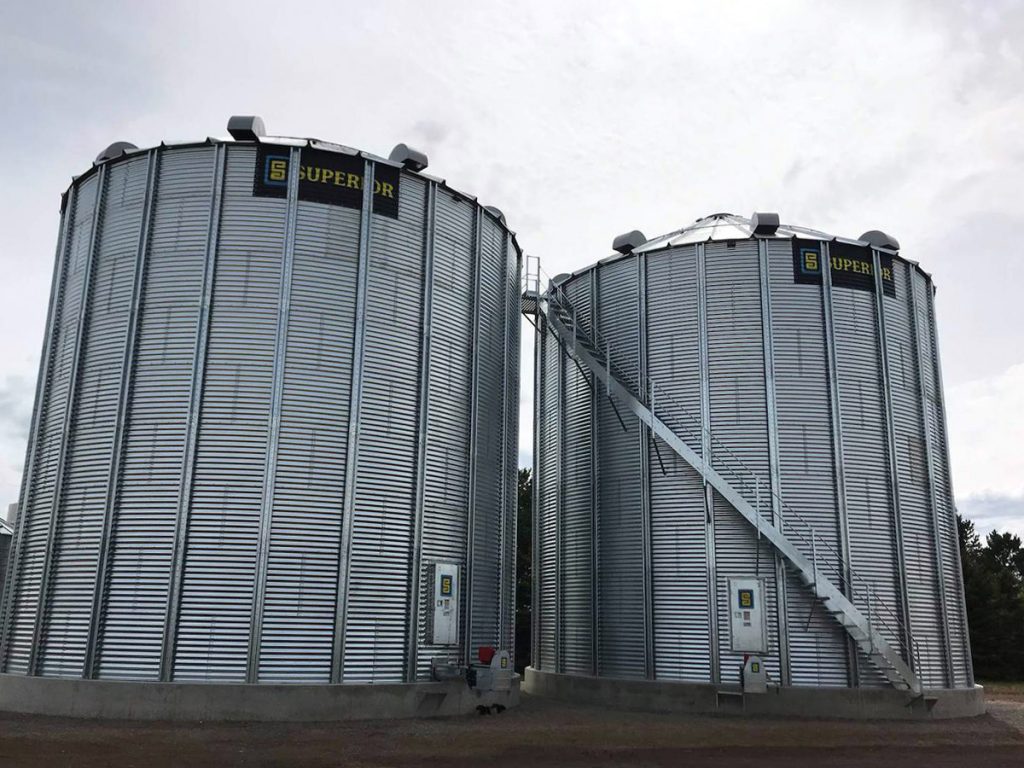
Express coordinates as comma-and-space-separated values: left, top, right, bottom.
531, 213, 971, 692
0, 132, 520, 685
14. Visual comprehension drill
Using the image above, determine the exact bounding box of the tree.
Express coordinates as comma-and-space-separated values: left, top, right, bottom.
983, 531, 1024, 586
515, 468, 532, 673
958, 514, 1024, 681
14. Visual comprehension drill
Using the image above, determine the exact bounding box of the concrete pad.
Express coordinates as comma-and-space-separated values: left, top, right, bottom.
523, 667, 985, 720
0, 672, 520, 721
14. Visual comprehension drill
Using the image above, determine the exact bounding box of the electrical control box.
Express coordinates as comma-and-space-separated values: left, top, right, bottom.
429, 562, 459, 646
473, 649, 512, 692
742, 655, 768, 693
728, 577, 767, 654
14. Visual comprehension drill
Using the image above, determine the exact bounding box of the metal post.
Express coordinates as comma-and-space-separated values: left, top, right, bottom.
605, 341, 611, 396
161, 144, 226, 681
29, 164, 109, 676
84, 150, 160, 679
821, 241, 858, 687
756, 480, 761, 531
871, 249, 914, 671
531, 302, 543, 671
405, 183, 437, 682
867, 585, 874, 654
246, 145, 301, 683
331, 159, 376, 683
0, 184, 76, 671
811, 536, 818, 597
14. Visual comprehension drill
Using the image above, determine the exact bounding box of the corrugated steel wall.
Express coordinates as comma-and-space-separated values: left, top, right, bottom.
0, 534, 10, 609
595, 260, 646, 678
829, 248, 901, 687
0, 141, 520, 684
535, 317, 559, 671
4, 174, 99, 676
502, 231, 520, 656
704, 241, 780, 685
912, 268, 971, 686
258, 162, 360, 683
467, 218, 511, 657
100, 147, 213, 680
884, 260, 939, 684
415, 189, 474, 678
175, 144, 285, 682
43, 156, 151, 678
341, 169, 425, 683
766, 240, 848, 686
645, 247, 711, 682
535, 237, 971, 690
560, 277, 594, 674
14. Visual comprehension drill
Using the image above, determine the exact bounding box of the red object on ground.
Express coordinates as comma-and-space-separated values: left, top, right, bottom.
478, 646, 496, 664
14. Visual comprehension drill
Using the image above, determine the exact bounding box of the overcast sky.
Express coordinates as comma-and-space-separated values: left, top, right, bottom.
1, 0, 1021, 537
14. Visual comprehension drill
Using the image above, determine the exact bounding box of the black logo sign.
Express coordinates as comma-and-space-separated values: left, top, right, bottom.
253, 144, 400, 219
792, 239, 895, 297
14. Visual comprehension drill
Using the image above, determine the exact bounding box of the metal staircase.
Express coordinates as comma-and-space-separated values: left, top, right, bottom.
523, 259, 922, 695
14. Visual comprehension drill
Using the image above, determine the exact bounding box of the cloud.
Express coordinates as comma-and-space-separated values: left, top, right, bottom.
410, 120, 452, 147
1, 1, 1022, 524
957, 493, 1024, 539
946, 363, 1024, 498
0, 375, 34, 506
947, 363, 1024, 537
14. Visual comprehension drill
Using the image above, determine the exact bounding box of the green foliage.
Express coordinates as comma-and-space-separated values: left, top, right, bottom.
959, 514, 1024, 681
515, 468, 532, 673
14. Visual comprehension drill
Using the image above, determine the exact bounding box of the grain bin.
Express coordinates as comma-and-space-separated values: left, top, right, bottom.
0, 117, 520, 719
524, 213, 981, 718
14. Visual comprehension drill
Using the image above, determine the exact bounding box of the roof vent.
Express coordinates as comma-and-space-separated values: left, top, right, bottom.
612, 230, 646, 254
95, 141, 138, 163
751, 211, 780, 236
227, 115, 267, 141
859, 230, 900, 251
388, 143, 429, 172
485, 205, 506, 224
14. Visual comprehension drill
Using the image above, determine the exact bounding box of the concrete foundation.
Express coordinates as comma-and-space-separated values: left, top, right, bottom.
524, 667, 985, 720
0, 672, 520, 721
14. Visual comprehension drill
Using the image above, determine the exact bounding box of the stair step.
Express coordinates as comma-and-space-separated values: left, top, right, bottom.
867, 654, 895, 670
541, 307, 922, 696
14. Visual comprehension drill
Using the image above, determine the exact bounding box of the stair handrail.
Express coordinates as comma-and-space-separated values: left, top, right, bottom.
530, 267, 919, 674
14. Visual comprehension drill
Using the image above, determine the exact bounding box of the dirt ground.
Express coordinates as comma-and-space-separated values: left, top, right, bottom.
0, 688, 1022, 768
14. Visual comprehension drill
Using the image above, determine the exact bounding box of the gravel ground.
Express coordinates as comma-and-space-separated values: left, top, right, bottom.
0, 691, 1021, 767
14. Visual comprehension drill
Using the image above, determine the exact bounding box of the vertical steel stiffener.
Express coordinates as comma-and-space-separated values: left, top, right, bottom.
2, 137, 520, 684
531, 215, 971, 691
